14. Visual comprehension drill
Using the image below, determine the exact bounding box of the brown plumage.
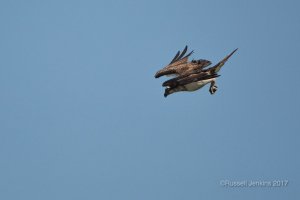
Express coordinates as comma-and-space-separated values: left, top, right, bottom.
154, 46, 212, 78
162, 48, 238, 87
155, 47, 238, 97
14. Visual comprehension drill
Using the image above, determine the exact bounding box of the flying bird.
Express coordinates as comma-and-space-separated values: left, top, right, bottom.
154, 46, 238, 97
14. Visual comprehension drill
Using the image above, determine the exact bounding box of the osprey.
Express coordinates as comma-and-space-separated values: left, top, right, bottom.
155, 46, 238, 97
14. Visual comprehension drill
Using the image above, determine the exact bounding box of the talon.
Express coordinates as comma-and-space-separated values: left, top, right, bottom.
209, 85, 218, 95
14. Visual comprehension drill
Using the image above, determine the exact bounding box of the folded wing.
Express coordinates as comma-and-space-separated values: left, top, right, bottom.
155, 46, 202, 78
162, 70, 219, 88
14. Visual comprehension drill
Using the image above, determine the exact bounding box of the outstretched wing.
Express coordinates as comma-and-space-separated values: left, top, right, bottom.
154, 46, 194, 78
206, 48, 238, 73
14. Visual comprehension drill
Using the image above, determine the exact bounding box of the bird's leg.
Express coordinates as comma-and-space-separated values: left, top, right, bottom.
209, 80, 218, 95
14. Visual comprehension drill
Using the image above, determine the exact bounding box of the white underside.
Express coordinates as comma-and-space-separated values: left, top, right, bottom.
184, 78, 215, 91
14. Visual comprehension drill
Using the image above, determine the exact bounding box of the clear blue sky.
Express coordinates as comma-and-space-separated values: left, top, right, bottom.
0, 0, 299, 199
